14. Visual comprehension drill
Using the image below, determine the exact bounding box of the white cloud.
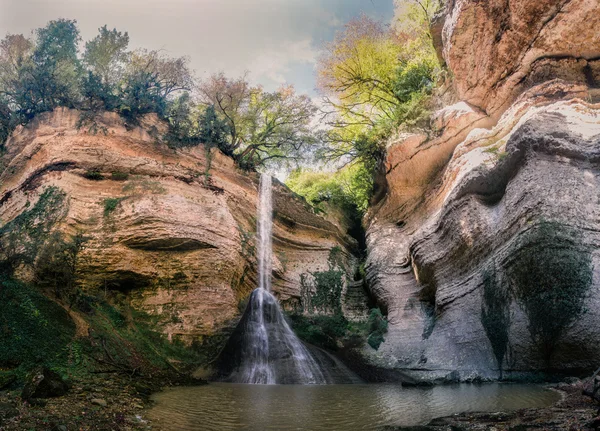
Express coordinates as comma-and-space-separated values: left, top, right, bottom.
248, 38, 317, 86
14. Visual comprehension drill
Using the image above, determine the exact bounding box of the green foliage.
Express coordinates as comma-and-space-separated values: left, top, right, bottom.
103, 197, 123, 216
287, 162, 373, 215
35, 231, 89, 303
508, 221, 593, 363
0, 186, 67, 272
118, 70, 167, 123
83, 25, 129, 88
299, 248, 345, 315
83, 169, 104, 180
287, 313, 350, 351
198, 104, 230, 153
199, 74, 318, 169
366, 308, 388, 350
110, 171, 129, 181
481, 264, 510, 377
0, 275, 75, 372
311, 5, 442, 208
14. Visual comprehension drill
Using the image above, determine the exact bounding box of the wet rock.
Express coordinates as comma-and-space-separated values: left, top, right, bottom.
21, 367, 69, 401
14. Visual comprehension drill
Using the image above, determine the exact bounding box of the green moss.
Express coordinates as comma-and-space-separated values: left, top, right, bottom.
299, 248, 346, 315
481, 264, 510, 378
508, 221, 592, 363
0, 276, 75, 373
0, 186, 67, 270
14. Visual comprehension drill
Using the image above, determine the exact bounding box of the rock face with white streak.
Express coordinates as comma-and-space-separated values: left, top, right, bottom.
362, 0, 600, 383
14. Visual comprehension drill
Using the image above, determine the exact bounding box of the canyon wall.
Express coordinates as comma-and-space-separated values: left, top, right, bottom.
363, 0, 600, 382
0, 109, 356, 344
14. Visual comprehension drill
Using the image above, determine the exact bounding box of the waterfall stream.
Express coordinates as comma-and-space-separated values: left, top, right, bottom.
217, 173, 358, 384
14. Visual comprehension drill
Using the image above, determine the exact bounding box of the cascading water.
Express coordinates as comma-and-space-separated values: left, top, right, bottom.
217, 173, 359, 384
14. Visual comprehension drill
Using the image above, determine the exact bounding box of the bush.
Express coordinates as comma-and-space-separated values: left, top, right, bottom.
110, 171, 129, 181
366, 308, 388, 350
83, 169, 104, 180
287, 313, 350, 351
103, 197, 123, 216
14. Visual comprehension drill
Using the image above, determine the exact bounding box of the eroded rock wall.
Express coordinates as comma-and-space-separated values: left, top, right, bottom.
363, 0, 600, 382
0, 108, 355, 344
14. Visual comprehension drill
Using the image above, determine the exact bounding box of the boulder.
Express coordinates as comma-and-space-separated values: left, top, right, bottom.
21, 367, 69, 401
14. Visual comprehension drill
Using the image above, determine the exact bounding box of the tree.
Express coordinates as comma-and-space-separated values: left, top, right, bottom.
83, 25, 129, 87
126, 49, 194, 99
198, 72, 252, 153
198, 73, 317, 168
198, 104, 230, 152
317, 15, 404, 128
237, 85, 317, 168
118, 49, 194, 123
30, 19, 82, 110
35, 231, 89, 304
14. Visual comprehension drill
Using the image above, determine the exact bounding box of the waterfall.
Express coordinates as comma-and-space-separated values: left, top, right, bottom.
217, 173, 360, 384
257, 174, 273, 292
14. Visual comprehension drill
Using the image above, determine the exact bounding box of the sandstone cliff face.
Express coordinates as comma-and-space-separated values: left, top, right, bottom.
0, 108, 355, 344
364, 0, 600, 382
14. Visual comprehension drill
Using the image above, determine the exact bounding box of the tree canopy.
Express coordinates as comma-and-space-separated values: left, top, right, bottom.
0, 5, 443, 217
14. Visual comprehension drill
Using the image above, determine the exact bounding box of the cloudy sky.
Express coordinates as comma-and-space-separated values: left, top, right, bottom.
0, 0, 394, 96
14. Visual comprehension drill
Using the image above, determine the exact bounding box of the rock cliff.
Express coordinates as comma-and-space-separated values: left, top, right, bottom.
363, 0, 600, 382
0, 108, 356, 345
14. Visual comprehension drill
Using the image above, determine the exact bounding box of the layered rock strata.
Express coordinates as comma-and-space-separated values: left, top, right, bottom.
0, 108, 356, 343
363, 0, 600, 382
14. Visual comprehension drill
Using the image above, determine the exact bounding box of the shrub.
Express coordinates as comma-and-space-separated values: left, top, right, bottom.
287, 313, 350, 351
110, 171, 129, 181
83, 169, 104, 180
366, 308, 388, 350
103, 197, 123, 216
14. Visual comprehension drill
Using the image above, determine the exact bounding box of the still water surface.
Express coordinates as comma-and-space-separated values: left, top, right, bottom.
148, 383, 559, 430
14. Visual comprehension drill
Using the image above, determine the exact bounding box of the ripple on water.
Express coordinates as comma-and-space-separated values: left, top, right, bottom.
147, 383, 560, 431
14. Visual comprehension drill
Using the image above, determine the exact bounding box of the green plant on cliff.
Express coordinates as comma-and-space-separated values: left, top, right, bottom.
481, 264, 511, 378
508, 220, 593, 365
0, 275, 76, 375
366, 308, 388, 350
0, 186, 67, 273
299, 247, 346, 315
35, 231, 89, 305
102, 197, 124, 216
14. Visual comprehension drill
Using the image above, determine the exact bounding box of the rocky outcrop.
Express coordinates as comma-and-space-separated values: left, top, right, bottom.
363, 0, 600, 383
0, 108, 356, 344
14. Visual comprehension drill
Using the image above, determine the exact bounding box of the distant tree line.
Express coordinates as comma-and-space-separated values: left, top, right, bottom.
0, 19, 317, 170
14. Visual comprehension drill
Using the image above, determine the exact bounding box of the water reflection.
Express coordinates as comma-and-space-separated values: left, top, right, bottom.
148, 383, 559, 431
